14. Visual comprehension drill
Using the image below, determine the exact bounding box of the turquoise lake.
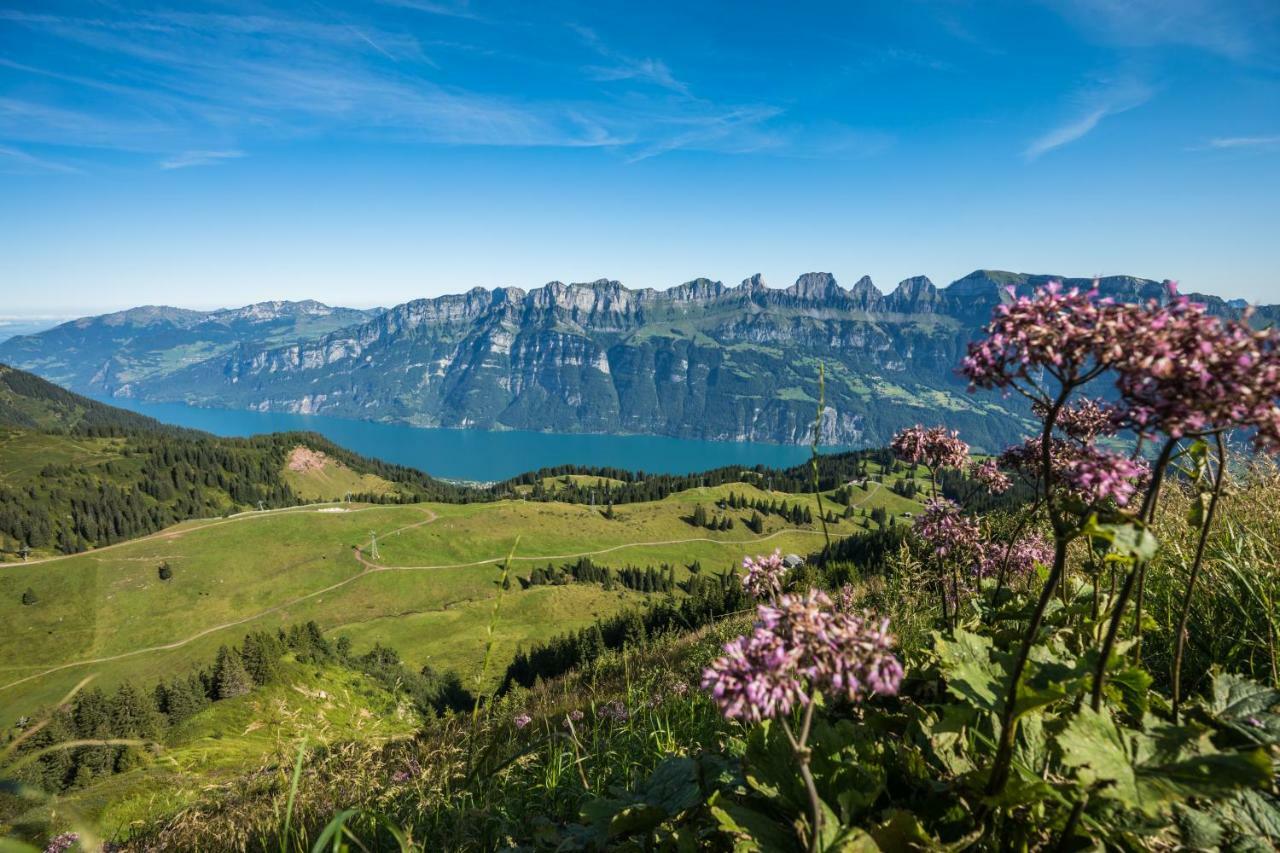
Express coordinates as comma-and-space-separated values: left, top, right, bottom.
99, 398, 825, 481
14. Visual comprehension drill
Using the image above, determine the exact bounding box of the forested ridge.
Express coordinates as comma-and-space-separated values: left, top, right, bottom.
0, 364, 482, 556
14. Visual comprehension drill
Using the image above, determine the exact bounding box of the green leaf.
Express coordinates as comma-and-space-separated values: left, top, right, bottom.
933, 629, 1003, 715
1057, 706, 1139, 804
605, 803, 669, 838
869, 810, 939, 850
745, 720, 809, 813
1081, 517, 1159, 563
1107, 666, 1154, 719
1209, 673, 1280, 721
642, 756, 702, 816
709, 793, 801, 852
1137, 748, 1273, 803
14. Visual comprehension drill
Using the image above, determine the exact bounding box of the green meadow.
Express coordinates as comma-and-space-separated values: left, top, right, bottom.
0, 473, 923, 724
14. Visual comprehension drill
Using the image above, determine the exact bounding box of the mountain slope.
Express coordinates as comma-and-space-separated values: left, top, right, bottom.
0, 301, 381, 395
5, 271, 1266, 450
0, 365, 474, 557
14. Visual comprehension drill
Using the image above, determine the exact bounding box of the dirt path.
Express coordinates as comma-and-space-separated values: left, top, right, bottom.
1, 515, 846, 694
0, 508, 438, 694
352, 526, 851, 571
14, 502, 384, 566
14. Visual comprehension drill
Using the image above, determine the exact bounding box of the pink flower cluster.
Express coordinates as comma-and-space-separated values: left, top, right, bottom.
890, 425, 971, 470
915, 499, 982, 563
1061, 445, 1149, 507
742, 549, 788, 600
1114, 296, 1280, 449
971, 458, 1012, 494
964, 282, 1280, 450
597, 700, 630, 722
513, 712, 532, 729
1041, 398, 1122, 443
979, 533, 1053, 580
701, 589, 903, 723
998, 437, 1148, 508
962, 282, 1129, 388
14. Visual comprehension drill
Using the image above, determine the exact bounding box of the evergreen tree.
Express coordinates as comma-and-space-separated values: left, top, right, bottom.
240, 631, 282, 686
213, 645, 253, 700
21, 587, 36, 605
110, 681, 161, 741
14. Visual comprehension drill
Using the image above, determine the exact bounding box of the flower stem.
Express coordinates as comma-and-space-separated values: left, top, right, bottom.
781, 696, 823, 853
1091, 439, 1176, 711
984, 386, 1071, 797
1171, 432, 1226, 724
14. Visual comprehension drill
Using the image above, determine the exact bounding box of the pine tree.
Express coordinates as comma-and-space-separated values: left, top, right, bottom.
21, 587, 37, 605
213, 645, 253, 700
110, 682, 161, 746
240, 632, 282, 686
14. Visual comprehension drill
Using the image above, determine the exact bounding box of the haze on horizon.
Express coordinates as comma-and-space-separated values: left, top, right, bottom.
1, 0, 1278, 314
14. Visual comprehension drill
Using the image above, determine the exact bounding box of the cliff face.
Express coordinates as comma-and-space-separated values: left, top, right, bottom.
4, 270, 1249, 450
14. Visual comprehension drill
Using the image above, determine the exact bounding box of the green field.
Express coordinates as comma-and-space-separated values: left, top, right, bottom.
0, 475, 922, 724
24, 661, 418, 836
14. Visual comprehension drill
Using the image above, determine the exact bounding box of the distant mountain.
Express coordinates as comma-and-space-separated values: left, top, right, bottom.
2, 273, 1269, 451
0, 300, 381, 395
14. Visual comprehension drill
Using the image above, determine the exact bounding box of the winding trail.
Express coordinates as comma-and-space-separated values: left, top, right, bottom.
15, 502, 382, 567
1, 507, 851, 694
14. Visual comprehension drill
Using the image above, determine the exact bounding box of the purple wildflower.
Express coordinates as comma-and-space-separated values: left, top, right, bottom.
513, 712, 532, 729
701, 589, 903, 723
742, 549, 788, 600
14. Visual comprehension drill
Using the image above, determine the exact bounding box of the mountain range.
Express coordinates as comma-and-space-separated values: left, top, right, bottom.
2, 271, 1272, 451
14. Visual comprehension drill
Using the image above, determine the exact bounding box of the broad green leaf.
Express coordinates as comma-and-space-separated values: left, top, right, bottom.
642, 756, 702, 815
869, 811, 939, 850
709, 794, 800, 852
933, 629, 1003, 715
1081, 517, 1159, 563
1057, 706, 1139, 804
606, 803, 668, 838
1137, 748, 1272, 804
1209, 673, 1280, 721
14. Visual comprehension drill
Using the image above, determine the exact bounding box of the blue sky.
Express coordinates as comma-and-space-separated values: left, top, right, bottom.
1, 0, 1278, 314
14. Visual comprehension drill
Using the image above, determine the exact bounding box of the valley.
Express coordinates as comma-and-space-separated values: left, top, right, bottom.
0, 474, 920, 723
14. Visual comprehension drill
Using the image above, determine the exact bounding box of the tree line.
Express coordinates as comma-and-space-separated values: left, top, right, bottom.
11, 622, 473, 795
501, 568, 751, 692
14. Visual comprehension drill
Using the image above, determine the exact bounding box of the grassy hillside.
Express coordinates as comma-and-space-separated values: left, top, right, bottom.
0, 364, 480, 558
279, 445, 402, 501
0, 363, 181, 435
0, 475, 923, 726
8, 659, 418, 841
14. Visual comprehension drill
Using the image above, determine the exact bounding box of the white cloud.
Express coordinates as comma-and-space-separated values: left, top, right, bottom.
1045, 0, 1278, 63
1208, 135, 1280, 149
0, 144, 79, 174
160, 149, 245, 170
1024, 78, 1152, 160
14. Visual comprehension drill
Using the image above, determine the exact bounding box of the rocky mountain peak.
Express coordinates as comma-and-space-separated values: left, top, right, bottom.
786, 272, 843, 303
886, 276, 940, 312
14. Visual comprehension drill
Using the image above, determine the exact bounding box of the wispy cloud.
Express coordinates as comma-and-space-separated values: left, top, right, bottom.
0, 5, 888, 166
160, 149, 245, 170
570, 24, 691, 95
0, 144, 79, 174
376, 0, 483, 21
1024, 78, 1152, 160
1207, 135, 1280, 149
1046, 0, 1279, 63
